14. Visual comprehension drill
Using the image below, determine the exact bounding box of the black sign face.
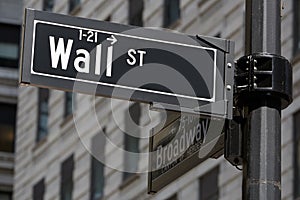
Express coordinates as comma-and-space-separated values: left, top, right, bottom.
20, 9, 234, 118
148, 113, 225, 193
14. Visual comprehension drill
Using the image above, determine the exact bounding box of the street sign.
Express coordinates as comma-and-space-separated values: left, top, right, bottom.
148, 112, 225, 193
20, 9, 234, 118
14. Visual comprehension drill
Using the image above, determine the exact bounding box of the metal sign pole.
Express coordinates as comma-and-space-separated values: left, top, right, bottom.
241, 0, 289, 199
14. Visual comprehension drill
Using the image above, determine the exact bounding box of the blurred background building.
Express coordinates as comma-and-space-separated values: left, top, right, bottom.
7, 0, 300, 200
0, 0, 23, 200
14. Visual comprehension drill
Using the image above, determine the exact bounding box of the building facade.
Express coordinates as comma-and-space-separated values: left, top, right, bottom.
0, 0, 23, 199
14, 0, 299, 200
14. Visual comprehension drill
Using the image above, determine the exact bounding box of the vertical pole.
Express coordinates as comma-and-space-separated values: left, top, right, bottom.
243, 0, 282, 200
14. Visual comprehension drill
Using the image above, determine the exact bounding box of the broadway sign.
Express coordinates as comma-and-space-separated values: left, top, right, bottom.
20, 9, 234, 118
148, 113, 225, 193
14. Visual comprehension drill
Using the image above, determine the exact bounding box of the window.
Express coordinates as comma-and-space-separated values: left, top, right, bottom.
33, 178, 45, 200
199, 167, 219, 200
123, 103, 141, 181
43, 0, 54, 11
0, 23, 20, 68
64, 92, 74, 117
294, 0, 300, 54
90, 129, 106, 200
123, 133, 139, 180
163, 0, 180, 28
69, 0, 80, 13
90, 157, 104, 200
215, 33, 221, 38
0, 192, 12, 200
105, 15, 111, 22
294, 111, 300, 199
0, 103, 16, 153
166, 194, 177, 200
37, 88, 49, 142
128, 0, 144, 26
60, 155, 74, 200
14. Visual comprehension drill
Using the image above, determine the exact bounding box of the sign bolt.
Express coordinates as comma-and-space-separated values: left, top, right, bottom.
226, 85, 232, 91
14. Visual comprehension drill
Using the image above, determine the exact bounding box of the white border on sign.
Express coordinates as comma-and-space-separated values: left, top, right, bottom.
31, 20, 217, 102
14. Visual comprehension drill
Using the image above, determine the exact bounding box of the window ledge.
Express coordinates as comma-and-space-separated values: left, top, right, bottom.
69, 4, 81, 16
60, 113, 74, 128
0, 67, 18, 80
32, 137, 47, 153
0, 152, 14, 169
119, 174, 140, 190
169, 19, 181, 29
0, 151, 14, 159
164, 18, 182, 30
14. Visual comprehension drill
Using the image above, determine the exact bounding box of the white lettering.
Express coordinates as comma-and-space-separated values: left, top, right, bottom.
195, 122, 202, 141
74, 49, 90, 73
163, 146, 168, 166
167, 144, 173, 161
126, 49, 147, 66
95, 44, 102, 75
106, 46, 113, 77
155, 119, 210, 170
179, 133, 185, 152
127, 49, 136, 65
186, 128, 195, 147
201, 120, 209, 143
173, 140, 179, 157
156, 145, 163, 168
137, 50, 146, 66
49, 36, 73, 70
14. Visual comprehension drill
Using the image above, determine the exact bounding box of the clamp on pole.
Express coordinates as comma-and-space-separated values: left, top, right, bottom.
234, 53, 292, 109
225, 53, 293, 167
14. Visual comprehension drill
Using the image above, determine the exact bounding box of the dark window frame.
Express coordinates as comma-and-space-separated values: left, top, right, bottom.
123, 103, 141, 181
43, 0, 54, 11
0, 102, 16, 153
166, 194, 177, 200
36, 88, 49, 142
294, 111, 300, 199
294, 0, 300, 55
0, 23, 21, 69
90, 128, 106, 200
105, 15, 111, 22
60, 155, 74, 200
0, 191, 12, 200
90, 156, 105, 200
163, 0, 180, 28
215, 33, 221, 38
64, 92, 74, 118
69, 0, 81, 13
33, 178, 45, 200
128, 0, 144, 26
199, 166, 219, 200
